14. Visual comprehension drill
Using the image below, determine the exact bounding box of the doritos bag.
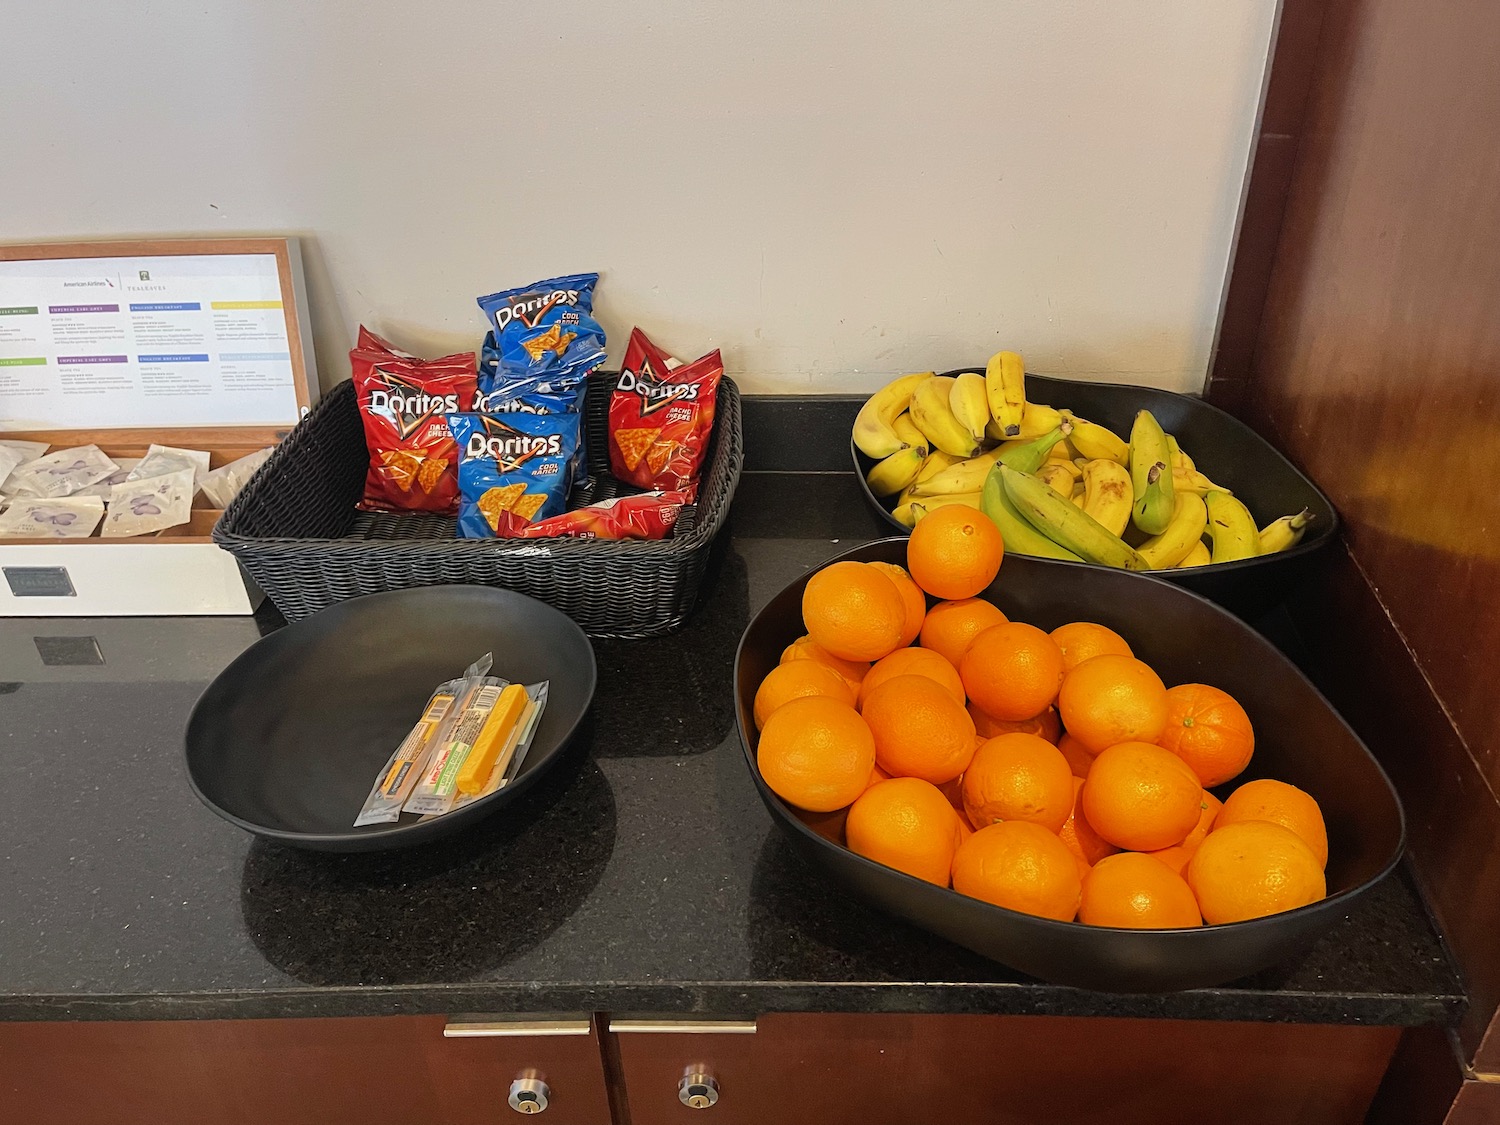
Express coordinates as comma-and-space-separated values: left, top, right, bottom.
352, 328, 477, 513
608, 328, 724, 495
508, 491, 690, 541
475, 273, 599, 337
448, 412, 582, 538
477, 331, 596, 416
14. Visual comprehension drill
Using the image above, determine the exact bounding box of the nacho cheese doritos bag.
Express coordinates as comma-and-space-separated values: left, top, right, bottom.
608, 328, 724, 495
352, 328, 477, 514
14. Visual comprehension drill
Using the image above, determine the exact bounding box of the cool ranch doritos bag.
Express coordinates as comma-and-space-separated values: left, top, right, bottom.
448, 411, 582, 538
608, 328, 724, 496
351, 328, 477, 514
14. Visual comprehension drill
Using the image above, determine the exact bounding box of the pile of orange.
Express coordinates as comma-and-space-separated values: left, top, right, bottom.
754, 505, 1329, 930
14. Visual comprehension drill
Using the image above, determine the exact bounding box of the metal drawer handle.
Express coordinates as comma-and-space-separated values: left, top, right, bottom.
444, 1019, 592, 1038
608, 1019, 757, 1035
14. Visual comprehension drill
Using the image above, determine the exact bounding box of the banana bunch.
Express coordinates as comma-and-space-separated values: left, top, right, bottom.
855, 360, 1316, 568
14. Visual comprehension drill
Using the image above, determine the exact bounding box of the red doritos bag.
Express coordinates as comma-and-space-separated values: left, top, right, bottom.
508, 490, 690, 540
351, 328, 477, 513
608, 328, 723, 496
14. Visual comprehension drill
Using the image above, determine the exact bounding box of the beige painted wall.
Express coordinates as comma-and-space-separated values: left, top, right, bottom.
2, 1, 1275, 394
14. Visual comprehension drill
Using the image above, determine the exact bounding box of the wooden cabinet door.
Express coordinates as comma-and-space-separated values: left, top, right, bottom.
610, 1012, 1399, 1125
0, 1015, 613, 1125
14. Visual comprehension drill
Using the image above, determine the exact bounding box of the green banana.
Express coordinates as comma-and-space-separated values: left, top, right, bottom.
852, 372, 932, 459
1060, 412, 1129, 464
996, 424, 1071, 474
949, 372, 991, 446
1137, 492, 1209, 569
985, 351, 1027, 437
1259, 509, 1314, 553
1078, 458, 1133, 537
893, 491, 982, 527
1000, 466, 1150, 571
909, 445, 1006, 497
1178, 540, 1212, 568
1128, 410, 1176, 535
910, 375, 981, 457
979, 466, 1085, 562
1205, 490, 1261, 562
891, 411, 929, 456
865, 445, 926, 497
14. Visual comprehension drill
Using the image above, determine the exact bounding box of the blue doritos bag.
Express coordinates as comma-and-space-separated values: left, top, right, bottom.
449, 411, 583, 538
475, 273, 599, 336
477, 330, 599, 415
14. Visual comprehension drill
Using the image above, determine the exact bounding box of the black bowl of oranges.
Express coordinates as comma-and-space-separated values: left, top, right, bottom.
733, 510, 1404, 992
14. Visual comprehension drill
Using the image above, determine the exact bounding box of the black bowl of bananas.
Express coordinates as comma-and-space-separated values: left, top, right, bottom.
850, 359, 1337, 620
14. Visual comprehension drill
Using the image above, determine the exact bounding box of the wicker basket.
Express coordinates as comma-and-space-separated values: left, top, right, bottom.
214, 372, 743, 637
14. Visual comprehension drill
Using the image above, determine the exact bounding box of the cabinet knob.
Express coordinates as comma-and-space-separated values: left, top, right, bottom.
508, 1077, 551, 1114
678, 1072, 720, 1110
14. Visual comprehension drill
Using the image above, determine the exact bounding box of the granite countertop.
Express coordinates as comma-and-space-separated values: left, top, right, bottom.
0, 472, 1466, 1025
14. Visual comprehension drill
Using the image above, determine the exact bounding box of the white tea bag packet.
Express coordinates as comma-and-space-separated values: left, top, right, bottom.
101, 468, 195, 538
128, 444, 211, 488
5, 445, 118, 498
72, 459, 142, 499
198, 447, 273, 509
0, 446, 24, 493
0, 440, 50, 461
0, 496, 105, 538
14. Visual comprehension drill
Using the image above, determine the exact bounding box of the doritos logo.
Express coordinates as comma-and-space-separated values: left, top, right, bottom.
617, 363, 700, 415
493, 289, 584, 330
367, 374, 460, 439
464, 426, 563, 468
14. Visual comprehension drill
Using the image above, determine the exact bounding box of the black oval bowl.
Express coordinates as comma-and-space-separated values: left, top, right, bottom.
734, 539, 1403, 992
852, 370, 1339, 620
186, 585, 597, 852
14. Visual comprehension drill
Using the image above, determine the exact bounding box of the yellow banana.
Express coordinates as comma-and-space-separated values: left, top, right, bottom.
1047, 435, 1081, 462
893, 491, 982, 527
891, 412, 929, 456
980, 466, 1085, 562
1205, 490, 1261, 562
1019, 402, 1064, 439
1060, 412, 1130, 464
1079, 459, 1133, 537
910, 375, 981, 457
1000, 466, 1150, 570
1177, 540, 1212, 568
912, 449, 963, 487
949, 372, 991, 446
1137, 492, 1209, 569
1171, 466, 1232, 496
1128, 410, 1176, 535
1037, 462, 1077, 497
910, 445, 1006, 497
985, 350, 1027, 438
865, 446, 926, 497
1259, 508, 1314, 553
852, 372, 932, 459
1167, 434, 1197, 474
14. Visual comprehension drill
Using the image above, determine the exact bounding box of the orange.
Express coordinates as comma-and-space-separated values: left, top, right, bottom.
753, 660, 857, 729
781, 635, 870, 692
906, 505, 1004, 600
846, 777, 961, 886
859, 647, 965, 709
1049, 621, 1134, 672
961, 733, 1075, 832
1215, 779, 1328, 867
970, 705, 1062, 744
1056, 654, 1169, 754
1182, 791, 1224, 851
1079, 853, 1202, 929
960, 622, 1065, 721
1146, 845, 1195, 878
866, 763, 892, 790
1158, 683, 1255, 787
952, 822, 1082, 921
862, 674, 977, 784
1081, 741, 1204, 851
1188, 821, 1327, 924
802, 561, 906, 662
938, 773, 966, 812
920, 598, 1008, 667
869, 562, 928, 648
1057, 777, 1118, 868
1057, 732, 1096, 778
756, 696, 876, 812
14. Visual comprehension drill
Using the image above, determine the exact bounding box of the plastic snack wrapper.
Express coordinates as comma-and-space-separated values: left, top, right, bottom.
0, 496, 105, 538
475, 273, 598, 337
6, 445, 118, 499
448, 411, 582, 537
477, 331, 594, 415
127, 444, 211, 488
446, 682, 550, 812
508, 491, 689, 541
199, 447, 273, 509
608, 328, 724, 496
99, 468, 195, 537
402, 671, 511, 817
353, 654, 493, 826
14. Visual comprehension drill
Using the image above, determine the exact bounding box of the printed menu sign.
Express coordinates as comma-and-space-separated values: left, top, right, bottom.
0, 252, 302, 429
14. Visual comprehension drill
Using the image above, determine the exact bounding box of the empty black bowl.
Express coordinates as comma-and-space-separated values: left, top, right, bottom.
186, 585, 596, 851
734, 539, 1403, 992
852, 370, 1339, 619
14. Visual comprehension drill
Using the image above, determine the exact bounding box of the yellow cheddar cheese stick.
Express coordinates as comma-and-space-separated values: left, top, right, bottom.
456, 683, 529, 795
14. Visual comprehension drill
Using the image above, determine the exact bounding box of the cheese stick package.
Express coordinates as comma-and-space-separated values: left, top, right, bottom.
445, 682, 551, 813
353, 654, 493, 826
402, 674, 510, 817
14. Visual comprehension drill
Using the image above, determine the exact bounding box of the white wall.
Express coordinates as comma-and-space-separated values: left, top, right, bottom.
2, 2, 1276, 394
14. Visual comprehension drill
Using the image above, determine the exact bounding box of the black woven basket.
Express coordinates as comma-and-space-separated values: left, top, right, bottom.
214, 371, 743, 638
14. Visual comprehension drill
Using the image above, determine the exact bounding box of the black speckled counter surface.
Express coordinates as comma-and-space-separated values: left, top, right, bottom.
0, 469, 1466, 1026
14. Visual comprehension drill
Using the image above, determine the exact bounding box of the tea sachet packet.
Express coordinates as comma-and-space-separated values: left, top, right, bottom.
0, 447, 24, 493
199, 447, 273, 509
0, 496, 105, 538
72, 459, 141, 500
127, 444, 211, 488
101, 468, 195, 537
5, 445, 118, 499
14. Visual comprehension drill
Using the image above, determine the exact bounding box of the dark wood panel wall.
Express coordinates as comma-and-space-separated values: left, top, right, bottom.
1208, 0, 1500, 1099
